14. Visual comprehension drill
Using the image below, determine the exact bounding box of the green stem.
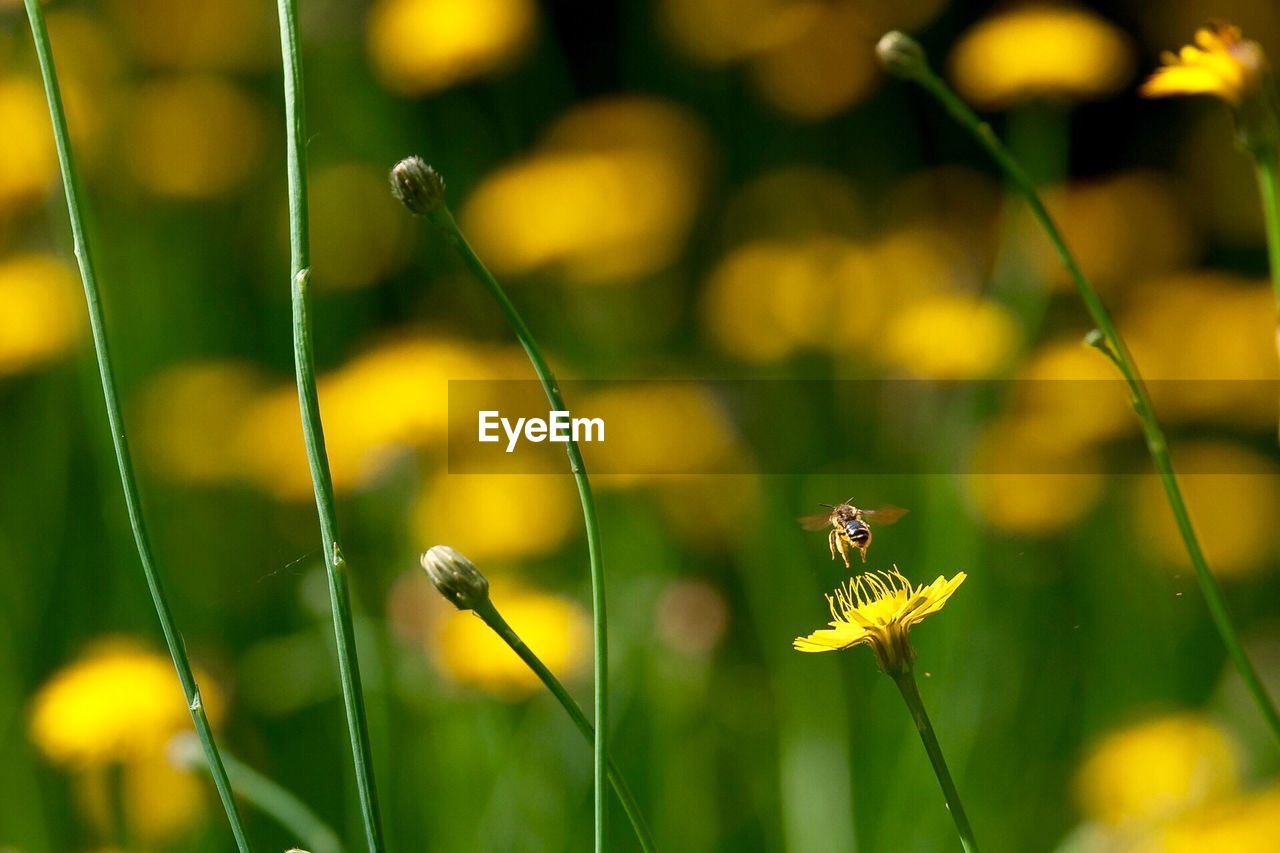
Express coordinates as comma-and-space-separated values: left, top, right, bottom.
425, 205, 610, 850
174, 733, 346, 853
891, 671, 980, 853
1253, 153, 1280, 443
474, 599, 653, 852
274, 2, 384, 849
20, 3, 251, 848
900, 55, 1280, 745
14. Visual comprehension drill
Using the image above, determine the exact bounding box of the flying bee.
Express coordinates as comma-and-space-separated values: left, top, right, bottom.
799, 501, 908, 567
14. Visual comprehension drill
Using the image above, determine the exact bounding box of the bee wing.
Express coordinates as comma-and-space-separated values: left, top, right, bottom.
797, 512, 833, 531
862, 505, 908, 526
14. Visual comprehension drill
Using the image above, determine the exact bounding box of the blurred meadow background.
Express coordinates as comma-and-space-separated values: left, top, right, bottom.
3, 0, 1280, 850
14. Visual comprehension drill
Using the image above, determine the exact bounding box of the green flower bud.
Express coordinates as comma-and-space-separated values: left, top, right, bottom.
390, 156, 446, 215
420, 545, 489, 611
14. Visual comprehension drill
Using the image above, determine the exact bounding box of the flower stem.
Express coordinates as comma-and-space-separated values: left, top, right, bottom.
896, 50, 1280, 747
890, 671, 980, 853
423, 204, 610, 850
473, 598, 654, 852
1253, 151, 1280, 442
174, 733, 347, 853
274, 2, 384, 849
20, 3, 251, 848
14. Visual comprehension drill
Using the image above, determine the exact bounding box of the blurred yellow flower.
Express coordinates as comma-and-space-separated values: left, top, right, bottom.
133, 360, 266, 485
0, 78, 58, 211
367, 0, 537, 95
657, 0, 816, 66
1076, 714, 1239, 827
949, 5, 1134, 109
1142, 24, 1265, 105
125, 77, 267, 199
461, 97, 708, 285
1132, 442, 1279, 578
76, 751, 207, 844
431, 581, 589, 697
882, 294, 1019, 379
581, 383, 740, 487
236, 338, 517, 499
106, 0, 275, 71
415, 472, 577, 561
29, 639, 223, 766
1156, 785, 1280, 852
795, 568, 965, 673
967, 419, 1106, 536
1009, 338, 1136, 453
0, 254, 84, 376
747, 2, 879, 119
1019, 172, 1199, 295
308, 163, 414, 290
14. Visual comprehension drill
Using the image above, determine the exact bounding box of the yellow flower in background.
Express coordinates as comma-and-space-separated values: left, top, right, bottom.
0, 78, 58, 211
580, 383, 740, 487
1010, 338, 1135, 453
0, 254, 84, 376
1156, 785, 1280, 852
1017, 172, 1199, 295
657, 0, 816, 67
236, 338, 518, 499
794, 568, 965, 673
1142, 24, 1265, 105
29, 639, 223, 766
125, 77, 267, 199
76, 751, 208, 844
105, 0, 275, 71
415, 472, 577, 561
1132, 442, 1280, 578
882, 294, 1019, 379
307, 163, 414, 290
1076, 714, 1239, 827
367, 0, 537, 95
949, 5, 1134, 109
133, 360, 266, 485
746, 2, 879, 120
966, 419, 1106, 536
431, 581, 589, 697
461, 97, 708, 285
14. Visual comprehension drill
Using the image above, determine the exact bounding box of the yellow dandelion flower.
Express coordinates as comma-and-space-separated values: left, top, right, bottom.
1156, 784, 1280, 853
949, 5, 1134, 109
1075, 713, 1240, 827
794, 568, 966, 674
76, 751, 208, 843
0, 78, 59, 211
431, 582, 589, 697
125, 77, 267, 199
1142, 24, 1265, 106
882, 294, 1020, 379
105, 0, 275, 71
0, 254, 84, 376
414, 472, 577, 561
367, 0, 537, 95
29, 639, 223, 766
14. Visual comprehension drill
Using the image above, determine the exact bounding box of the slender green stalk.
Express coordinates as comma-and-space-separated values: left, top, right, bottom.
883, 34, 1280, 745
274, 2, 384, 849
20, 3, 251, 847
1254, 154, 1280, 442
402, 187, 610, 849
174, 734, 346, 853
890, 671, 980, 853
473, 598, 654, 852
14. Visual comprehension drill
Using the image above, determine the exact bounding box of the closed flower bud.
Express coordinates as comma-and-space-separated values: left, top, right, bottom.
876, 31, 929, 82
421, 545, 489, 611
390, 156, 446, 215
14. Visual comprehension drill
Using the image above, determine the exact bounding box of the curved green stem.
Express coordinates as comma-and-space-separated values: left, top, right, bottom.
474, 599, 653, 852
1253, 153, 1280, 442
891, 671, 981, 853
424, 205, 610, 850
174, 734, 346, 853
20, 3, 251, 847
898, 52, 1280, 745
274, 2, 384, 848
